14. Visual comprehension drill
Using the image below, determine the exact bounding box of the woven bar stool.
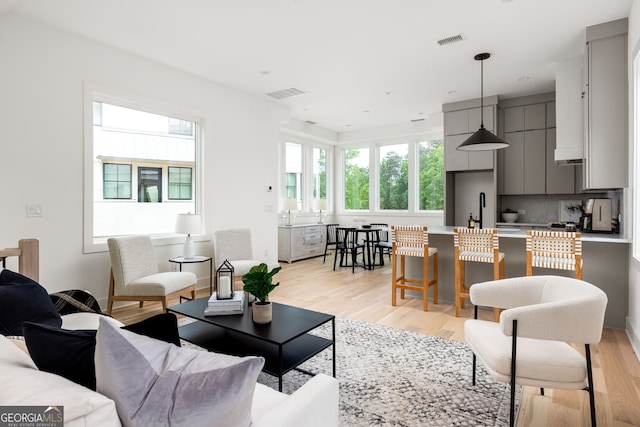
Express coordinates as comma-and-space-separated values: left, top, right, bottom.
391, 225, 438, 311
526, 230, 583, 279
453, 228, 504, 321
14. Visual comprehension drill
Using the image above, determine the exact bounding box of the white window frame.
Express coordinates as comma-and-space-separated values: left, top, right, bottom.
279, 136, 333, 215
83, 82, 205, 253
633, 48, 640, 261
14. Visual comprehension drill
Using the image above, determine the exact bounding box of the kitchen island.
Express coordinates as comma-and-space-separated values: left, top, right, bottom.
405, 225, 629, 329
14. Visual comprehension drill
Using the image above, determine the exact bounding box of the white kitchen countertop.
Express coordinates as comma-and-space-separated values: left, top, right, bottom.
424, 225, 630, 243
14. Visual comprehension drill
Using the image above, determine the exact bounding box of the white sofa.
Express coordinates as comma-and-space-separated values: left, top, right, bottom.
0, 332, 339, 427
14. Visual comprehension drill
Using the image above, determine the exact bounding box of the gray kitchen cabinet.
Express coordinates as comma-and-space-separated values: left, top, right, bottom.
444, 105, 495, 171
583, 18, 627, 190
278, 224, 325, 263
503, 104, 546, 133
546, 129, 576, 194
502, 129, 545, 194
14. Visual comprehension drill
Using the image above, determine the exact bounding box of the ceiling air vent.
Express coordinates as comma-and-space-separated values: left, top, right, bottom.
437, 34, 463, 46
266, 87, 306, 100
411, 118, 425, 123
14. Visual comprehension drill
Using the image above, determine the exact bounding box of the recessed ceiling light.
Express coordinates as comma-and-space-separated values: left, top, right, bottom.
418, 112, 425, 115
260, 70, 270, 75
448, 90, 457, 94
518, 76, 530, 82
363, 110, 371, 113
345, 124, 352, 127
385, 91, 392, 95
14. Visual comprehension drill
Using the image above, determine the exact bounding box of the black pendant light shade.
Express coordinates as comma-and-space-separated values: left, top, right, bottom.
457, 53, 509, 151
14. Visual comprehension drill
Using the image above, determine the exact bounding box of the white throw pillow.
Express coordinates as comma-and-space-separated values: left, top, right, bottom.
95, 317, 264, 427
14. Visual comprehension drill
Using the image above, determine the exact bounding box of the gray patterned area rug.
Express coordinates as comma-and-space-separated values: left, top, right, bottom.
179, 316, 520, 426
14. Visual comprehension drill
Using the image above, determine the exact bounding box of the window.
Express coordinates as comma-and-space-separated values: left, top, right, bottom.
312, 147, 327, 200
284, 142, 302, 204
379, 144, 408, 210
418, 140, 444, 210
84, 85, 201, 252
344, 148, 369, 210
168, 167, 192, 200
138, 167, 162, 202
103, 163, 131, 199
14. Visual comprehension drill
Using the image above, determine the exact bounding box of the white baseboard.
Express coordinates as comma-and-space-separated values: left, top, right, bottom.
626, 317, 640, 363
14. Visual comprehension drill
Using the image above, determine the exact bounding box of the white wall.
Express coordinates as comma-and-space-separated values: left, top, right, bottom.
0, 15, 288, 307
628, 2, 640, 354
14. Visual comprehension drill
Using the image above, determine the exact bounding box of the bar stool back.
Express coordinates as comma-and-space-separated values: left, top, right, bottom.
453, 228, 504, 321
526, 230, 582, 279
391, 225, 438, 311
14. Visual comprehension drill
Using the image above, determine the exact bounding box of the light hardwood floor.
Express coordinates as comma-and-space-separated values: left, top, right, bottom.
112, 254, 640, 427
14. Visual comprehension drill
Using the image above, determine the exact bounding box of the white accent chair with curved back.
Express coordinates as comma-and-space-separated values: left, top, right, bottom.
107, 235, 197, 315
212, 228, 263, 289
464, 275, 608, 427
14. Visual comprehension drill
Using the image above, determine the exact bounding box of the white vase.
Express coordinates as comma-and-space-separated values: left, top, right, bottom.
252, 301, 272, 324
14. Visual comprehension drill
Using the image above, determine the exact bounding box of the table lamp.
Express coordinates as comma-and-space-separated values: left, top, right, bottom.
175, 213, 201, 259
313, 198, 327, 224
283, 198, 298, 226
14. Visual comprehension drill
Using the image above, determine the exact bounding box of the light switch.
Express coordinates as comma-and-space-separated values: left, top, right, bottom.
27, 204, 42, 217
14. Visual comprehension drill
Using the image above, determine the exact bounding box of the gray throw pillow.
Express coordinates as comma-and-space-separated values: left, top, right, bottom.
95, 317, 264, 427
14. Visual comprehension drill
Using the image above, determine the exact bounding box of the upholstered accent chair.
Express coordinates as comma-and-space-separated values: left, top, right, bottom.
465, 275, 607, 427
106, 235, 197, 315
526, 230, 583, 279
453, 227, 504, 321
212, 228, 262, 287
391, 225, 438, 311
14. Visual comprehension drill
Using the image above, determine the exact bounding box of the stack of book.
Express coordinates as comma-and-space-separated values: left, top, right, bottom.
204, 291, 245, 316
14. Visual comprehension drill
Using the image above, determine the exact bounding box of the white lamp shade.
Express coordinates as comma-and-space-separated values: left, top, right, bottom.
283, 198, 298, 211
175, 213, 201, 235
313, 199, 328, 211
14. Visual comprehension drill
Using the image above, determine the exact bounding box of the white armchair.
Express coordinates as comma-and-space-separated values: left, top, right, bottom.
212, 229, 262, 286
107, 235, 197, 314
464, 275, 607, 427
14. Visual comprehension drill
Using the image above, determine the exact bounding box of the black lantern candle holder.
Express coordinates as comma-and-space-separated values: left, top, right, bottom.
216, 259, 235, 300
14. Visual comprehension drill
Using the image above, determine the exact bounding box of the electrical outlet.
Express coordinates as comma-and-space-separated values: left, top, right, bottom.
517, 209, 525, 215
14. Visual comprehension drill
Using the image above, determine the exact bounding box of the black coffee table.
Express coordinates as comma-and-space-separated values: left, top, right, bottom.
167, 297, 335, 391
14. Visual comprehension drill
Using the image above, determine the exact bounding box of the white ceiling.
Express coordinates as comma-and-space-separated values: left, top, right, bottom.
2, 0, 634, 133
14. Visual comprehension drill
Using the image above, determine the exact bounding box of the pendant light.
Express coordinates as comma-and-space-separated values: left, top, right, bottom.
457, 52, 509, 151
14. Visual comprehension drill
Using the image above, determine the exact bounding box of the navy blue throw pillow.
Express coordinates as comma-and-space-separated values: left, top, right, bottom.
0, 269, 62, 335
122, 312, 181, 346
22, 322, 97, 390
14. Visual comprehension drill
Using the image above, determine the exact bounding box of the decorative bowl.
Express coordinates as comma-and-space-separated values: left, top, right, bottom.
361, 224, 372, 229
501, 212, 519, 223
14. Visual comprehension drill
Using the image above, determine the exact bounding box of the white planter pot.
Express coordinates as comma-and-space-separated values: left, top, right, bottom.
252, 301, 272, 324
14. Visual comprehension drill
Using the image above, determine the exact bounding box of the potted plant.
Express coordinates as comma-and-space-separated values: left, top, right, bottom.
501, 208, 519, 223
242, 263, 281, 324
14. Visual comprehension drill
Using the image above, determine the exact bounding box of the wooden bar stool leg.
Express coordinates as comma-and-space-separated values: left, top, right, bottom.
422, 253, 428, 311
391, 249, 397, 306
460, 260, 466, 310
400, 255, 406, 299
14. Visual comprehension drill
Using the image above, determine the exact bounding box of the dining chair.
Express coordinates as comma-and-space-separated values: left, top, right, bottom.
465, 275, 608, 427
391, 225, 438, 311
453, 228, 504, 321
526, 230, 582, 279
333, 227, 365, 273
323, 224, 340, 264
370, 223, 391, 266
107, 235, 197, 315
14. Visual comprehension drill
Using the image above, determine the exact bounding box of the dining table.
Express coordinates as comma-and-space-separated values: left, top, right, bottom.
353, 225, 387, 270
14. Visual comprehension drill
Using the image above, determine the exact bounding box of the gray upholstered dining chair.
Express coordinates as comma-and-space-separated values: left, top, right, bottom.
106, 235, 197, 315
465, 275, 607, 427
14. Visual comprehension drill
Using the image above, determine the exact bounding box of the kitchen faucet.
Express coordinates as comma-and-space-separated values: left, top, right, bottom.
479, 192, 486, 229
